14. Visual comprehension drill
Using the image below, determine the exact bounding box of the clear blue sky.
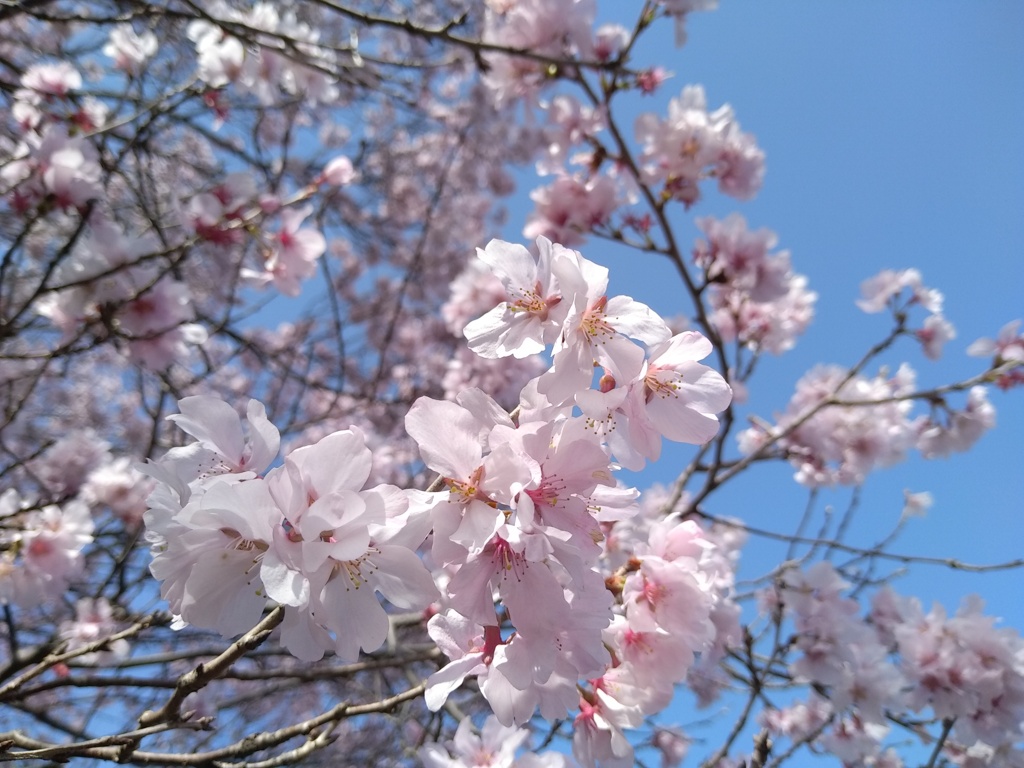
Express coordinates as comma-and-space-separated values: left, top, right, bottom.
501, 1, 1023, 759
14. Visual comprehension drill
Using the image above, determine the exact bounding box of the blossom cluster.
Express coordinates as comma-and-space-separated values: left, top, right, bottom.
0, 421, 156, 608
481, 0, 597, 106
857, 268, 956, 360
760, 562, 1024, 766
0, 60, 208, 370
420, 715, 573, 768
738, 362, 995, 486
969, 320, 1024, 390
636, 84, 765, 208
694, 213, 816, 354
2, 61, 105, 213
142, 396, 437, 661
461, 236, 732, 469
33, 219, 209, 370
187, 1, 339, 106
0, 489, 93, 608
1, 38, 355, 372
409, 237, 736, 766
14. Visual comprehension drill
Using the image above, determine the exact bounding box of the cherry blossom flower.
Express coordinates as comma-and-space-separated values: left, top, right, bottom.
146, 398, 436, 658
405, 390, 539, 559
59, 598, 129, 663
243, 205, 326, 296
82, 457, 154, 525
420, 715, 529, 768
463, 237, 575, 359
539, 249, 670, 406
917, 313, 956, 360
0, 492, 94, 608
20, 62, 81, 99
481, 0, 596, 105
636, 67, 671, 95
537, 95, 606, 175
916, 386, 996, 458
573, 678, 645, 768
900, 489, 933, 520
739, 364, 919, 486
188, 19, 245, 88
635, 85, 764, 206
968, 319, 1024, 364
164, 395, 280, 480
633, 331, 732, 446
320, 155, 356, 186
103, 25, 159, 71
524, 173, 622, 247
593, 24, 630, 63
857, 267, 943, 317
695, 215, 816, 354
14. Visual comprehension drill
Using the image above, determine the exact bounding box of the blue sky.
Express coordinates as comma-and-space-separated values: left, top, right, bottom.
498, 2, 1023, 759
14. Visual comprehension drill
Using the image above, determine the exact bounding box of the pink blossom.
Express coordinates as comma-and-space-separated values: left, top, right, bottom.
5, 497, 95, 607
27, 126, 102, 210
651, 728, 690, 768
739, 364, 920, 486
59, 598, 129, 663
696, 215, 816, 353
901, 489, 933, 520
103, 25, 159, 71
420, 715, 528, 768
146, 399, 436, 657
575, 332, 730, 469
463, 237, 574, 359
33, 429, 110, 496
188, 20, 245, 87
917, 313, 956, 360
82, 457, 153, 525
540, 248, 671, 406
244, 205, 326, 296
634, 331, 732, 444
695, 214, 791, 302
916, 386, 996, 458
635, 85, 764, 206
759, 695, 832, 741
857, 267, 943, 314
481, 0, 596, 105
20, 62, 81, 99
320, 155, 356, 186
166, 395, 281, 478
405, 390, 539, 558
524, 173, 622, 247
967, 319, 1024, 364
636, 67, 671, 95
573, 678, 645, 768
593, 24, 630, 62
537, 95, 605, 174
424, 612, 499, 713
